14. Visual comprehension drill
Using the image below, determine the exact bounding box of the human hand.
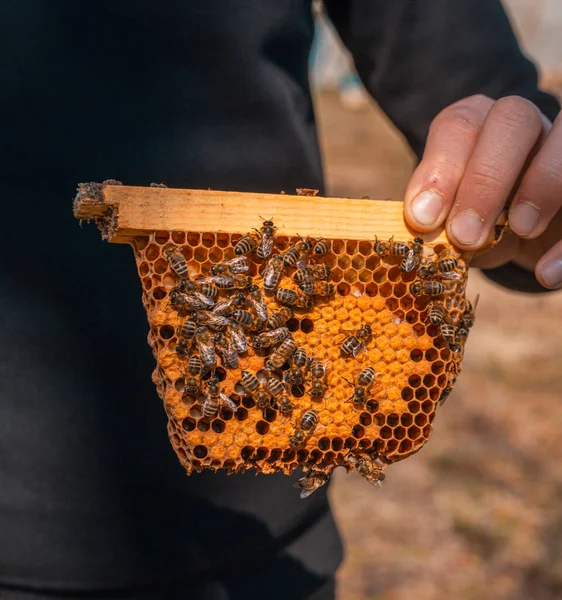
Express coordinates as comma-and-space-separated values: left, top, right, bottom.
403, 94, 562, 289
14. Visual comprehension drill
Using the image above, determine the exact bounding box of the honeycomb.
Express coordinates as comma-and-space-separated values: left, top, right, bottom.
132, 226, 472, 494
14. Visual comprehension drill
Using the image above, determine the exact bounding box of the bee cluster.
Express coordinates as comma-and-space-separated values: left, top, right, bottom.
136, 222, 473, 499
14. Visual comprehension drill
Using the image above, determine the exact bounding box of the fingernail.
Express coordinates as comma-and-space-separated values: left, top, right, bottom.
541, 258, 562, 288
411, 190, 444, 227
509, 202, 540, 237
450, 212, 484, 246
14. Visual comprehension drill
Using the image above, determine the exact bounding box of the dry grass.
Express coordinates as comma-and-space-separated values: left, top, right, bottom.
314, 91, 562, 600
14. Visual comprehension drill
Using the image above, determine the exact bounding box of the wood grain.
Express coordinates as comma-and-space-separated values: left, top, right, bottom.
74, 183, 451, 245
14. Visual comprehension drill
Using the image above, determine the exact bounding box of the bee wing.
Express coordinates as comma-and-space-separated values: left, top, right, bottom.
193, 292, 215, 307
439, 271, 462, 281
250, 296, 269, 322
220, 393, 238, 412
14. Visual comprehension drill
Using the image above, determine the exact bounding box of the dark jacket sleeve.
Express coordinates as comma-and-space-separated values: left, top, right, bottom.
324, 0, 560, 294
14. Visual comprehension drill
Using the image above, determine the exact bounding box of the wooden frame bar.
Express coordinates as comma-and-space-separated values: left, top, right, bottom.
73, 182, 450, 245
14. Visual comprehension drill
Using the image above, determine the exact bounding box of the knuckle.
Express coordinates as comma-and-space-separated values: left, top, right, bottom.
432, 104, 484, 137
491, 96, 543, 131
468, 164, 505, 197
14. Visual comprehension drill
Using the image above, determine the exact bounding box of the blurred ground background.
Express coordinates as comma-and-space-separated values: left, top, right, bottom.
312, 2, 562, 598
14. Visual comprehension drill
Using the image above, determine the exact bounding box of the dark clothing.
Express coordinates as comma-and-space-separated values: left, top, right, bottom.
0, 1, 558, 599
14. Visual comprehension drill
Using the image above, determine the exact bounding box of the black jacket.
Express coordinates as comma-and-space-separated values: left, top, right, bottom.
0, 0, 559, 597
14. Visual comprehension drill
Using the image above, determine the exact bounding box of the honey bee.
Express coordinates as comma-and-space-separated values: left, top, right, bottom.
201, 381, 237, 419
265, 336, 296, 370
234, 231, 260, 256
439, 321, 456, 345
299, 281, 334, 296
311, 264, 332, 280
283, 237, 313, 268
293, 266, 314, 284
179, 316, 198, 340
373, 236, 389, 258
247, 285, 269, 322
232, 309, 261, 331
454, 325, 469, 347
284, 347, 308, 387
196, 311, 230, 331
400, 237, 424, 273
309, 358, 327, 401
289, 410, 318, 447
345, 366, 377, 407
263, 254, 285, 294
418, 262, 439, 280
439, 384, 454, 405
175, 338, 191, 357
253, 327, 290, 350
265, 376, 291, 404
387, 237, 410, 257
214, 333, 239, 369
195, 327, 217, 373
426, 301, 447, 325
293, 467, 332, 499
164, 247, 189, 278
169, 290, 213, 312
255, 218, 276, 260
184, 354, 203, 396
277, 395, 295, 418
228, 322, 249, 354
178, 279, 219, 301
210, 256, 249, 275
460, 295, 479, 329
340, 324, 372, 358
212, 292, 247, 316
313, 239, 330, 256
266, 307, 293, 330
410, 280, 445, 297
275, 288, 313, 309
199, 274, 251, 290
239, 370, 271, 409
346, 453, 386, 487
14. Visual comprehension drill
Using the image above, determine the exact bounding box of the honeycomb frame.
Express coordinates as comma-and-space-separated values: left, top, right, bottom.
74, 183, 500, 489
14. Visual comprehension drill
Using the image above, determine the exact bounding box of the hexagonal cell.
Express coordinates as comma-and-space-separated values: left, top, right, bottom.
351, 255, 365, 270
387, 413, 399, 427
385, 297, 399, 312
331, 267, 343, 282
387, 266, 401, 282
346, 240, 358, 255
139, 262, 150, 276
379, 282, 393, 297
332, 239, 345, 254
399, 439, 413, 453
394, 282, 407, 297
408, 374, 422, 388
337, 255, 351, 270
331, 437, 344, 451
359, 412, 372, 426
194, 246, 208, 262
373, 267, 387, 283
365, 283, 378, 297
394, 426, 406, 440
421, 400, 434, 414
408, 400, 421, 413
380, 425, 392, 440
154, 258, 168, 275
423, 374, 436, 387
410, 348, 423, 362
336, 282, 351, 296
154, 231, 170, 245
373, 413, 386, 426
414, 413, 427, 426
208, 247, 224, 263
366, 255, 381, 271
415, 387, 428, 400
201, 233, 215, 248
357, 269, 371, 283
216, 233, 230, 248
401, 387, 414, 401
145, 244, 160, 261
186, 232, 201, 246
358, 241, 372, 256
